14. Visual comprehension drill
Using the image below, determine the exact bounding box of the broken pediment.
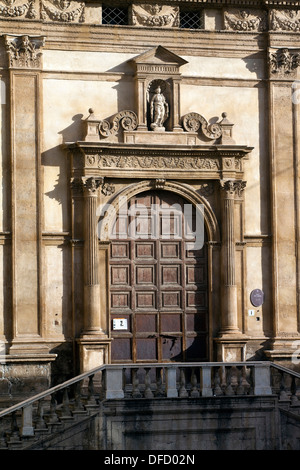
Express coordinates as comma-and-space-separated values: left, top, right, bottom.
81, 46, 242, 147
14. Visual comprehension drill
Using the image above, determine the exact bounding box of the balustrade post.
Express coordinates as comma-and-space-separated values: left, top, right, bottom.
21, 405, 34, 437
105, 367, 124, 399
201, 366, 213, 397
253, 363, 272, 395
166, 367, 178, 398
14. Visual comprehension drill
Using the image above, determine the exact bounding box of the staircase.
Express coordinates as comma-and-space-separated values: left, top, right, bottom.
0, 361, 300, 450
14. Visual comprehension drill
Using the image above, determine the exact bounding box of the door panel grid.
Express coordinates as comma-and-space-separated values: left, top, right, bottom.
110, 191, 208, 363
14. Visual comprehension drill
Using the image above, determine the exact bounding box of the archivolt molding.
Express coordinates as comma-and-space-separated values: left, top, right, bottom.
98, 180, 220, 243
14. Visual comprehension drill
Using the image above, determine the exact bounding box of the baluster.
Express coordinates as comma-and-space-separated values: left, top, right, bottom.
74, 382, 85, 411
36, 400, 47, 429
9, 411, 20, 442
0, 428, 7, 449
236, 366, 250, 395
213, 367, 223, 396
87, 375, 97, 405
224, 367, 234, 396
144, 368, 153, 398
155, 367, 165, 397
61, 388, 72, 417
132, 368, 142, 398
48, 394, 59, 423
179, 368, 188, 398
190, 368, 199, 398
279, 371, 290, 401
291, 376, 299, 405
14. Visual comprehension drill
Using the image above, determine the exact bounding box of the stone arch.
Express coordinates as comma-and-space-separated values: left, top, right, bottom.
98, 179, 220, 243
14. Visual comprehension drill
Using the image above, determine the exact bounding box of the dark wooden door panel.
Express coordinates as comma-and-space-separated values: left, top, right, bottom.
110, 190, 208, 363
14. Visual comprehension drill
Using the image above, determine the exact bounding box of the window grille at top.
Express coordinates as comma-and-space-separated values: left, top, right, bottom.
102, 6, 128, 25
180, 10, 203, 29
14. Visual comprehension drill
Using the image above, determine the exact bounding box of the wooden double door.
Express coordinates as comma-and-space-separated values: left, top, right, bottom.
110, 190, 209, 363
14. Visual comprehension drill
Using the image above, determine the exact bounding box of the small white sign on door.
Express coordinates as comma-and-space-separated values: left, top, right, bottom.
113, 318, 128, 330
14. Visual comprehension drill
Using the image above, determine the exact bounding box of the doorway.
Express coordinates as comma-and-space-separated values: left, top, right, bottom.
109, 190, 209, 363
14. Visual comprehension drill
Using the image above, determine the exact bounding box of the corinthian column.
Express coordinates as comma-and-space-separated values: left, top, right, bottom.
217, 180, 247, 361
82, 176, 103, 335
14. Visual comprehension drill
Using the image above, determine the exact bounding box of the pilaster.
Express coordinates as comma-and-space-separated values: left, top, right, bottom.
266, 47, 300, 359
4, 35, 52, 356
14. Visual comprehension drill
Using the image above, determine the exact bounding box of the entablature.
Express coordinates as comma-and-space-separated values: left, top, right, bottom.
66, 141, 252, 181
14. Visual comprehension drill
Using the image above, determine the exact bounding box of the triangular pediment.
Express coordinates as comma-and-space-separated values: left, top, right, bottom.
130, 45, 188, 67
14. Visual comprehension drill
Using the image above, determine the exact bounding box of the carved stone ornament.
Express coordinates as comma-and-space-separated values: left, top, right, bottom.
269, 48, 300, 75
5, 35, 45, 69
220, 179, 247, 197
0, 0, 36, 18
182, 112, 222, 140
98, 154, 220, 170
41, 0, 85, 22
270, 9, 300, 32
224, 9, 267, 32
99, 110, 138, 138
148, 82, 169, 131
131, 3, 179, 28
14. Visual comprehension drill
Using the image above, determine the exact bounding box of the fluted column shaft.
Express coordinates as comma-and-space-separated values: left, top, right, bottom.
220, 180, 246, 335
82, 177, 102, 335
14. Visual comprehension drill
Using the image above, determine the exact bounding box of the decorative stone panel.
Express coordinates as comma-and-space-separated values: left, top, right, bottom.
224, 9, 267, 32
131, 3, 179, 28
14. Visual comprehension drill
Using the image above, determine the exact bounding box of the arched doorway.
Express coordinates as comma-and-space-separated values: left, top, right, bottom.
109, 189, 209, 363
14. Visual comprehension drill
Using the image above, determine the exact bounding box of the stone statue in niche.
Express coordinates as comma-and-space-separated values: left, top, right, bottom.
149, 85, 169, 131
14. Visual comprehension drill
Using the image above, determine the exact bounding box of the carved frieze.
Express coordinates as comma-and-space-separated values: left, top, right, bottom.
270, 9, 300, 32
0, 0, 36, 18
41, 0, 85, 23
269, 48, 300, 76
224, 9, 267, 32
5, 35, 45, 69
131, 3, 179, 28
98, 154, 220, 170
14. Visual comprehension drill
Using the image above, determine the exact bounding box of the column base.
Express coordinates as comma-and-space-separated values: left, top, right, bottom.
215, 333, 250, 362
77, 336, 111, 373
264, 335, 300, 365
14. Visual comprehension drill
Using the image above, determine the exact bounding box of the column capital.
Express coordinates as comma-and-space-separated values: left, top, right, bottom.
4, 34, 45, 70
82, 176, 103, 196
220, 179, 247, 198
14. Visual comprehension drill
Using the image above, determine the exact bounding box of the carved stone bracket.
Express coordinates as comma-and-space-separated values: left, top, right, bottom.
182, 112, 222, 141
269, 48, 300, 76
99, 110, 138, 138
5, 34, 45, 69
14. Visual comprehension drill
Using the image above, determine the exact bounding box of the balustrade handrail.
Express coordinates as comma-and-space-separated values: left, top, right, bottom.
0, 364, 106, 418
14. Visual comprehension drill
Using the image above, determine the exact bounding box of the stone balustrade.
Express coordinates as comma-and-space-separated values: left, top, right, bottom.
0, 361, 299, 449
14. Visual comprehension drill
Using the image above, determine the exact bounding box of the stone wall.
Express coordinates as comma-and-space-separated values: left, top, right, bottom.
0, 0, 299, 394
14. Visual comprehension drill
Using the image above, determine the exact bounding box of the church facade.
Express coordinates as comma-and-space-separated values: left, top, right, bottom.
0, 0, 300, 397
